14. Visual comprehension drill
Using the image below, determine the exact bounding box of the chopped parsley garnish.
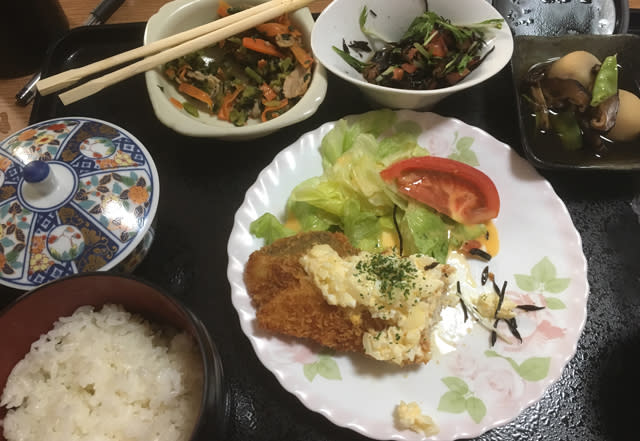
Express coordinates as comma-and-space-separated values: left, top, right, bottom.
355, 254, 419, 300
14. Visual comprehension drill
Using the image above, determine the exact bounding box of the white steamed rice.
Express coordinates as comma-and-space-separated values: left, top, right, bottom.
0, 304, 204, 441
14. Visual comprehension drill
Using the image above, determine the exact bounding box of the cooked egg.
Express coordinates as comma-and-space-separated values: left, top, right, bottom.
394, 401, 439, 436
548, 50, 601, 90
433, 251, 517, 353
607, 89, 640, 142
300, 244, 450, 365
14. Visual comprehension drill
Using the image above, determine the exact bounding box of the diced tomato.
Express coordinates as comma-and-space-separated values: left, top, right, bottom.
380, 156, 500, 225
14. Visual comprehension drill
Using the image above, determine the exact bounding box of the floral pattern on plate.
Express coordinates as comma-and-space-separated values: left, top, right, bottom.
226, 110, 588, 440
0, 117, 159, 290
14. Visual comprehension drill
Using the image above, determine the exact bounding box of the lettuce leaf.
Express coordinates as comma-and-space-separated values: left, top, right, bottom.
319, 108, 398, 169
287, 200, 339, 232
249, 213, 295, 246
398, 201, 450, 263
288, 176, 349, 217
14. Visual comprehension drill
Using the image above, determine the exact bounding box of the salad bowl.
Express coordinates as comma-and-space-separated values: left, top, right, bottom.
311, 0, 514, 110
144, 0, 328, 140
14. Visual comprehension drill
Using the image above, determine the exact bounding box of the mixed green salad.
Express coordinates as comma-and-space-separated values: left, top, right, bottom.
250, 109, 490, 264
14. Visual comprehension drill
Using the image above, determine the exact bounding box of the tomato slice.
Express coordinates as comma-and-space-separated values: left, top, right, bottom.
380, 156, 500, 225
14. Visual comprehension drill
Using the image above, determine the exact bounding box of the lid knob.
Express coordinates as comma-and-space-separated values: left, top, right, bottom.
23, 160, 57, 196
24, 160, 50, 183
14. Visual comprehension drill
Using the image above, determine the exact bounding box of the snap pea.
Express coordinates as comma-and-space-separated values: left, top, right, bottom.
590, 54, 618, 107
549, 111, 582, 151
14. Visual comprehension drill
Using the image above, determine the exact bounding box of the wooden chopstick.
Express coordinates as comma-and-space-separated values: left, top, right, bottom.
38, 0, 302, 96
37, 0, 312, 104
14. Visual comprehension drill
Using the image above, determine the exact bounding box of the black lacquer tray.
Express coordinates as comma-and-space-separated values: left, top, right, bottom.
1, 18, 639, 441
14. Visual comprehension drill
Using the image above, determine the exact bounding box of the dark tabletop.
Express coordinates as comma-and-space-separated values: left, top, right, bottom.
1, 13, 640, 441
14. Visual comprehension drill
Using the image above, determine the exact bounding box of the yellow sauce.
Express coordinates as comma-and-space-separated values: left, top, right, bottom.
477, 221, 499, 257
286, 215, 500, 257
284, 215, 301, 232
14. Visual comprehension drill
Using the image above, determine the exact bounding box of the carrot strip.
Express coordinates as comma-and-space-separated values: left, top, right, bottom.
256, 22, 290, 38
277, 13, 290, 26
290, 45, 313, 69
242, 37, 285, 58
392, 67, 404, 81
261, 98, 289, 122
218, 86, 244, 121
178, 82, 213, 109
260, 83, 277, 101
165, 67, 176, 80
217, 0, 230, 17
170, 97, 183, 109
177, 64, 191, 82
256, 22, 301, 38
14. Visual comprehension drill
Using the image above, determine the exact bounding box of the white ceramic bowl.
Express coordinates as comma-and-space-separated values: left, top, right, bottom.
311, 0, 514, 110
144, 0, 328, 140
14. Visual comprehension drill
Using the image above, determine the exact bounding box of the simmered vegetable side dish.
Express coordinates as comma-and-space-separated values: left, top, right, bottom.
333, 8, 503, 90
164, 1, 314, 126
522, 50, 640, 153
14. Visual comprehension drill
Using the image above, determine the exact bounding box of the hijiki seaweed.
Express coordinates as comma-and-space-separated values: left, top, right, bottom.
332, 4, 503, 90
458, 264, 545, 347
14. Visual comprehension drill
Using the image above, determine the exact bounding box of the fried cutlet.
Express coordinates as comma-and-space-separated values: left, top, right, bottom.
244, 231, 385, 353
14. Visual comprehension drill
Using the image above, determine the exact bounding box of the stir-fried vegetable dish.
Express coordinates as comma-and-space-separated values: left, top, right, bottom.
333, 7, 502, 90
163, 1, 314, 126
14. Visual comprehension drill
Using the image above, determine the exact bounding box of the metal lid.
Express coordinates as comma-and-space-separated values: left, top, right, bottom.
0, 117, 159, 290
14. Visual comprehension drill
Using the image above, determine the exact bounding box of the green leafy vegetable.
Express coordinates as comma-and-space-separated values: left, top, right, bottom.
359, 6, 389, 42
331, 46, 367, 73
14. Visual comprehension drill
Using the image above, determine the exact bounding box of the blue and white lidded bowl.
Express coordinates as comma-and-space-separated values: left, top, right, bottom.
0, 117, 159, 290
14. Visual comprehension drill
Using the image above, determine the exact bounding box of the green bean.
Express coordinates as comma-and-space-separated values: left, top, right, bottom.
244, 66, 264, 84
182, 102, 199, 117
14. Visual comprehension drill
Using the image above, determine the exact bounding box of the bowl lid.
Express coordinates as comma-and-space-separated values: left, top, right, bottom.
0, 117, 159, 290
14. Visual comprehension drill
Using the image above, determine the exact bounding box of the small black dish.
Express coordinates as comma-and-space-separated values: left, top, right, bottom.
511, 33, 640, 171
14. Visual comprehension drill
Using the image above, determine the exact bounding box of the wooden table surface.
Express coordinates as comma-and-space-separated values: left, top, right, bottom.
0, 0, 636, 138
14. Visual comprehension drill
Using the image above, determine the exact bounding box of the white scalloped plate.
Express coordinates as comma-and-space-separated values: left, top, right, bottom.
227, 110, 588, 440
